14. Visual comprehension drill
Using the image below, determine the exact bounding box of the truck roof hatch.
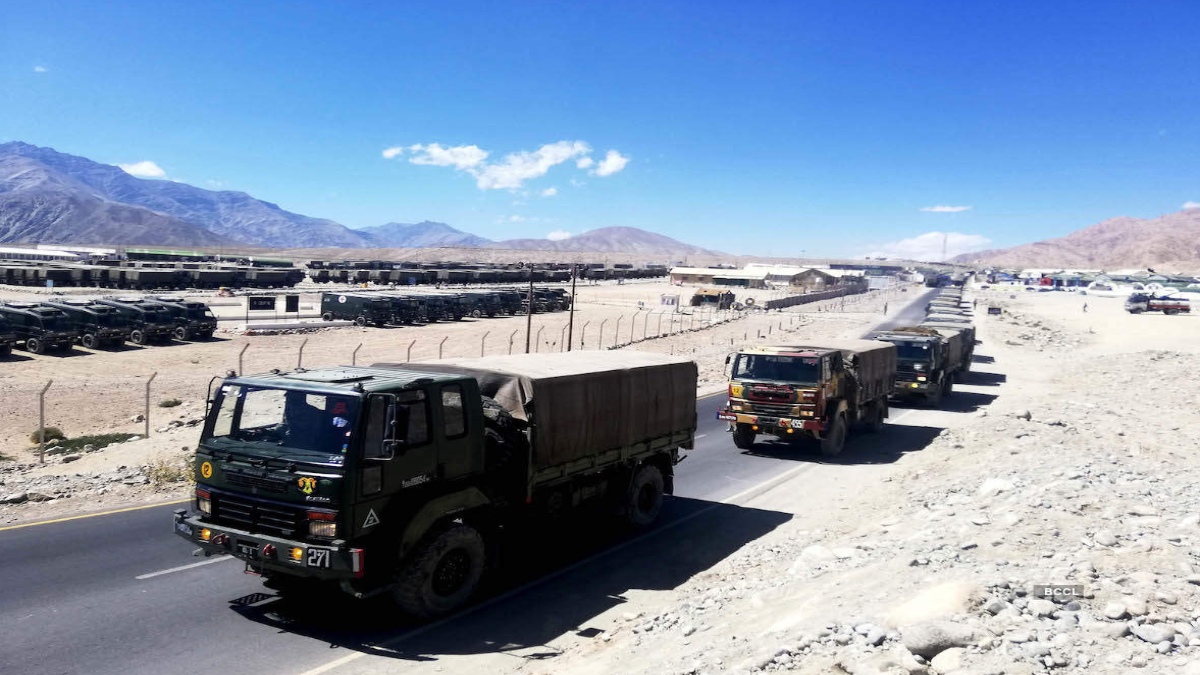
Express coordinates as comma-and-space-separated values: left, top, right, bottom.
283, 369, 375, 383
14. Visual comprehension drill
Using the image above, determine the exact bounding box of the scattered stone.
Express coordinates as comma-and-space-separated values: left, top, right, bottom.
1093, 530, 1118, 547
1130, 623, 1176, 645
899, 621, 979, 658
1102, 602, 1128, 620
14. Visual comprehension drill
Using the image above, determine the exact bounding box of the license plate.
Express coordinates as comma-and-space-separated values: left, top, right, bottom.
306, 548, 331, 568
236, 543, 259, 559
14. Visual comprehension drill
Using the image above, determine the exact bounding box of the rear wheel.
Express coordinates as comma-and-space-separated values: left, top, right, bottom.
130, 329, 148, 345
471, 309, 482, 319
0, 344, 10, 357
393, 524, 486, 619
731, 423, 756, 450
626, 463, 665, 527
820, 413, 847, 457
354, 315, 368, 327
865, 402, 884, 433
25, 337, 45, 354
321, 312, 334, 321
81, 333, 98, 349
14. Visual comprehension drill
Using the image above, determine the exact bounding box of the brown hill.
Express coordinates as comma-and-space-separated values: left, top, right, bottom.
953, 208, 1200, 273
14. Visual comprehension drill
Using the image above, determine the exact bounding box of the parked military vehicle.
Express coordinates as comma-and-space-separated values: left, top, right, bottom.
0, 313, 17, 357
718, 340, 897, 456
174, 351, 697, 617
320, 293, 393, 326
41, 300, 132, 349
149, 296, 219, 340
95, 298, 176, 345
1125, 293, 1190, 315
0, 302, 80, 354
869, 325, 970, 405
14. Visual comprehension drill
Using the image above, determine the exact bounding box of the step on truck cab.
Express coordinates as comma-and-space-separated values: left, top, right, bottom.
718, 340, 897, 457
0, 302, 80, 354
41, 300, 132, 349
149, 296, 218, 340
868, 326, 969, 406
95, 298, 175, 345
175, 351, 697, 618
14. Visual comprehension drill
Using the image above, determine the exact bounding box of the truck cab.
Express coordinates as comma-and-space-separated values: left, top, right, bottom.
41, 300, 131, 349
0, 313, 18, 357
95, 298, 176, 344
149, 296, 218, 340
868, 328, 951, 404
0, 302, 80, 354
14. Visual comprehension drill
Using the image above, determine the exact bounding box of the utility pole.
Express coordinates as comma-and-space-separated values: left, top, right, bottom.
524, 262, 535, 354
566, 264, 578, 351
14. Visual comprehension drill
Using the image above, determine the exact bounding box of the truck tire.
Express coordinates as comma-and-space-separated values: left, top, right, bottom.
25, 337, 45, 354
731, 423, 756, 450
925, 378, 943, 407
819, 414, 847, 457
173, 327, 190, 341
865, 402, 884, 433
130, 329, 148, 345
81, 333, 98, 349
354, 315, 368, 327
0, 344, 10, 357
393, 523, 485, 619
321, 312, 334, 321
942, 377, 953, 398
626, 463, 665, 527
471, 309, 482, 319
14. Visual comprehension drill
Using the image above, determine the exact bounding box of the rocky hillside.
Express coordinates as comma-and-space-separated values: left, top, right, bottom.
487, 226, 717, 255
953, 208, 1200, 271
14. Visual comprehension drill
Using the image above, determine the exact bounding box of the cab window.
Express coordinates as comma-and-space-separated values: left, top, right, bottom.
442, 385, 466, 438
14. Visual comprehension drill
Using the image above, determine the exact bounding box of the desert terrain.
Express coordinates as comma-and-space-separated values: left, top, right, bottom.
3, 280, 1199, 675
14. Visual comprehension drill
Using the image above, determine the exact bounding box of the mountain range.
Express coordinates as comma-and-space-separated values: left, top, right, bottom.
0, 141, 716, 255
952, 208, 1200, 272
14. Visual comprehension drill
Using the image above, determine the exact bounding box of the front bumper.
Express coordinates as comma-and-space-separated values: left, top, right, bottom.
893, 380, 934, 395
717, 410, 824, 432
173, 510, 362, 579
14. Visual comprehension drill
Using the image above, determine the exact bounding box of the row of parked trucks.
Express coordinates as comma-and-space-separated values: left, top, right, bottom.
717, 285, 977, 456
318, 288, 572, 327
0, 261, 305, 289
0, 296, 217, 355
175, 283, 978, 618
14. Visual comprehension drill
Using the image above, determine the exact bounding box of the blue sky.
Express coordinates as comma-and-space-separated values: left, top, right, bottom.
4, 1, 1200, 259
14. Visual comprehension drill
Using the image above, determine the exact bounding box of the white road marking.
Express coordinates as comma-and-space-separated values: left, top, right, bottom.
695, 434, 707, 439
136, 556, 235, 580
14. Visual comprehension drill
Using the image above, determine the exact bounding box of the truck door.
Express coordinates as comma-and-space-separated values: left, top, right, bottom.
436, 383, 482, 479
361, 391, 436, 497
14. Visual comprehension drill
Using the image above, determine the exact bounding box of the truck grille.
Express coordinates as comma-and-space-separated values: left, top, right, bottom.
746, 402, 796, 416
213, 494, 303, 538
226, 472, 288, 493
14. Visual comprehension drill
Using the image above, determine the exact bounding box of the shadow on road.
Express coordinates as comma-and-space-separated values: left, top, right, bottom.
964, 370, 1006, 386
743, 423, 944, 466
971, 354, 996, 364
228, 497, 790, 662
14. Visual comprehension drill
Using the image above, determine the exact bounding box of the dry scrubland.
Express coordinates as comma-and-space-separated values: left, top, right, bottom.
5, 282, 1199, 675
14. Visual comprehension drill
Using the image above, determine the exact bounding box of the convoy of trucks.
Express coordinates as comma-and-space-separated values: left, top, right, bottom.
41, 300, 132, 349
0, 302, 80, 354
174, 351, 697, 617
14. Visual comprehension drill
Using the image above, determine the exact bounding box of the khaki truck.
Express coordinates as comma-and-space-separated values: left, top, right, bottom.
868, 325, 970, 405
174, 351, 696, 618
718, 340, 897, 456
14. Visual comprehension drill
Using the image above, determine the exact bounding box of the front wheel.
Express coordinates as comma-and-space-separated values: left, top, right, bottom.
81, 333, 98, 349
25, 337, 45, 354
393, 524, 486, 619
354, 315, 368, 327
321, 312, 334, 322
865, 402, 884, 433
130, 329, 148, 345
471, 309, 482, 319
820, 413, 847, 457
626, 463, 665, 527
731, 423, 756, 450
173, 327, 190, 341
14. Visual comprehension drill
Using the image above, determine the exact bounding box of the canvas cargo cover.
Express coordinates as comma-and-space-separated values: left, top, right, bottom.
377, 352, 697, 470
915, 325, 968, 368
753, 339, 896, 404
921, 320, 976, 346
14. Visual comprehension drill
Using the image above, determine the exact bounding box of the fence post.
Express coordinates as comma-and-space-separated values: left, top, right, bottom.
439, 335, 448, 359
656, 312, 664, 336
406, 339, 416, 362
481, 331, 490, 357
580, 321, 590, 349
297, 338, 308, 369
238, 343, 248, 375
560, 324, 568, 352
535, 326, 545, 352
508, 329, 519, 355
352, 343, 362, 366
598, 319, 607, 350
144, 371, 157, 438
614, 315, 623, 347
630, 313, 638, 343
38, 380, 52, 464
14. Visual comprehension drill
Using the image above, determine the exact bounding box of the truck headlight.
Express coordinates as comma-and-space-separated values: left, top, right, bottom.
916, 376, 927, 382
196, 488, 211, 516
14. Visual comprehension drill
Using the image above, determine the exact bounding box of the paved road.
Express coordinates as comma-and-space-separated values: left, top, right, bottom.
0, 288, 965, 675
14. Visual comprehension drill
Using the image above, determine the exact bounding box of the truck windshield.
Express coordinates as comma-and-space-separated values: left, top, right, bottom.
40, 316, 67, 331
893, 341, 933, 361
186, 307, 215, 320
732, 354, 820, 384
204, 385, 361, 458
95, 312, 118, 327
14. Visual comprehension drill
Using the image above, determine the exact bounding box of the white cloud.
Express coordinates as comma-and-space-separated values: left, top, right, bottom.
546, 229, 572, 241
1182, 201, 1200, 210
592, 150, 629, 177
541, 187, 558, 197
920, 205, 972, 213
507, 215, 526, 223
569, 178, 586, 188
33, 65, 47, 73
474, 141, 591, 190
407, 143, 489, 170
866, 231, 991, 262
381, 146, 404, 159
118, 160, 166, 178
576, 157, 594, 169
